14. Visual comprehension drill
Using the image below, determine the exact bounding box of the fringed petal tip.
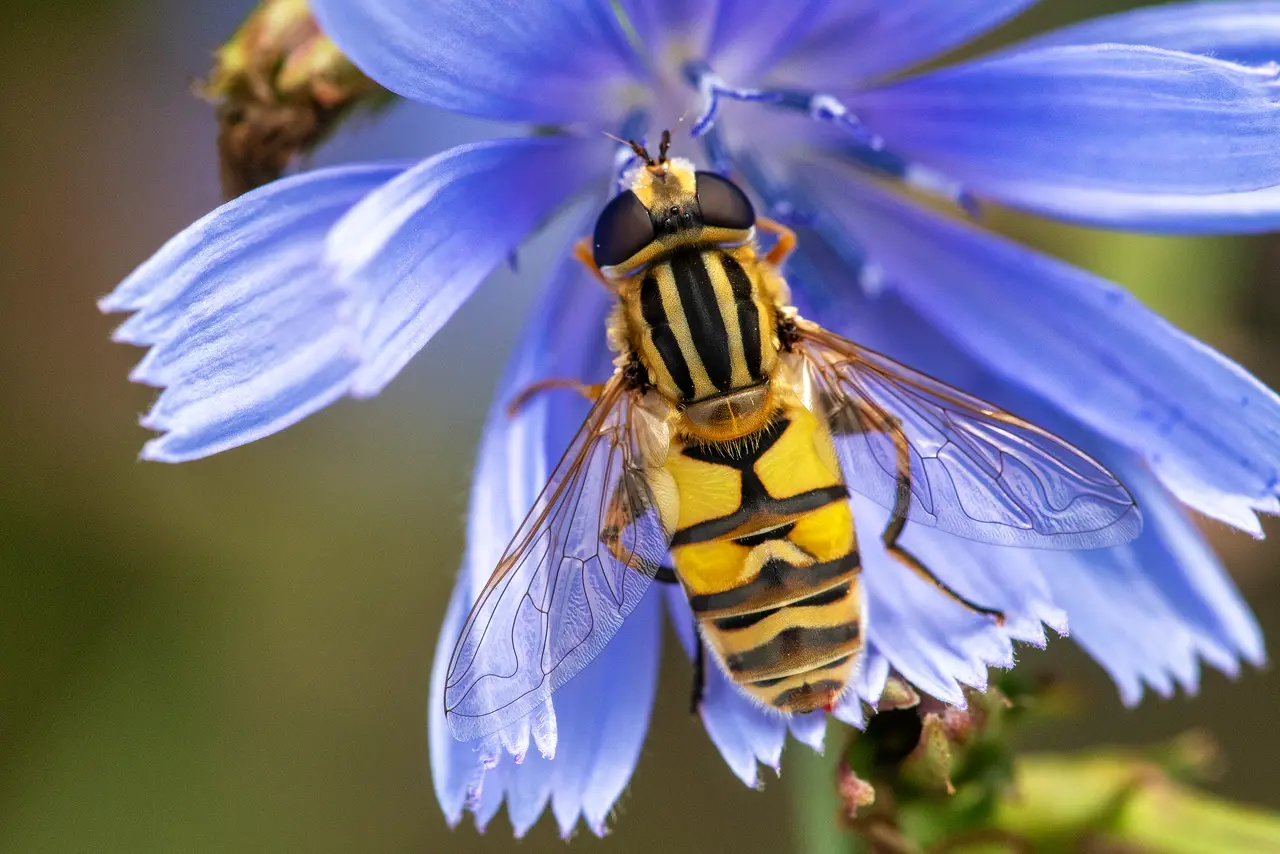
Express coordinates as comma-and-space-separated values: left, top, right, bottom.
664, 587, 899, 786
100, 164, 402, 463
795, 161, 1280, 530
106, 138, 604, 464
761, 184, 1268, 715
434, 555, 660, 840
438, 585, 661, 839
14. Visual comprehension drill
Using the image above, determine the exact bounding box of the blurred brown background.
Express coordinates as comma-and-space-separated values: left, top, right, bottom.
2, 1, 1278, 851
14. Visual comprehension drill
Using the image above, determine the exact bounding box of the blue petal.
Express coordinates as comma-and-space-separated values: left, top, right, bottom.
429, 575, 484, 827
1016, 1, 1280, 68
617, 0, 715, 59
430, 211, 659, 837
459, 202, 613, 647
766, 0, 1039, 88
787, 711, 827, 752
1044, 462, 1265, 705
431, 221, 605, 829
549, 592, 661, 838
846, 44, 1280, 233
857, 494, 1046, 707
450, 590, 663, 838
785, 237, 1264, 704
107, 137, 603, 463
101, 163, 408, 462
704, 0, 830, 82
664, 587, 785, 788
325, 137, 611, 397
829, 650, 889, 728
797, 162, 1280, 530
311, 0, 642, 123
102, 164, 397, 321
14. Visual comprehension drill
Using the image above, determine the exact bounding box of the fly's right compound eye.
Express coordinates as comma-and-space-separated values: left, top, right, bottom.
694, 171, 755, 230
593, 190, 656, 268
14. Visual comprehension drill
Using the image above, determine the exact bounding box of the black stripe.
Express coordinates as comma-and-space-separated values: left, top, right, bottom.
720, 253, 763, 382
791, 582, 851, 611
689, 551, 860, 614
682, 416, 787, 469
669, 485, 848, 547
734, 522, 795, 548
770, 680, 844, 709
724, 623, 861, 674
714, 609, 775, 632
750, 653, 853, 689
670, 249, 733, 393
673, 418, 850, 548
712, 582, 851, 632
640, 272, 695, 400
815, 653, 854, 673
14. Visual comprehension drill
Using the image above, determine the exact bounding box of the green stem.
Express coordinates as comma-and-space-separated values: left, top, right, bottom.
789, 741, 855, 854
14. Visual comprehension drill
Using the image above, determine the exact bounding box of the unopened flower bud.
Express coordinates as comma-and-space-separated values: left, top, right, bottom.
938, 704, 977, 747
201, 0, 392, 198
901, 712, 955, 795
878, 676, 921, 711
837, 762, 876, 821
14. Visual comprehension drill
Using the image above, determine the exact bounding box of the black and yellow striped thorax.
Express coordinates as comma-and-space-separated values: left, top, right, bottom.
625, 247, 779, 404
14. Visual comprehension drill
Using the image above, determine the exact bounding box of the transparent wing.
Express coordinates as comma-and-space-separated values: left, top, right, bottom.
444, 378, 672, 741
795, 322, 1141, 549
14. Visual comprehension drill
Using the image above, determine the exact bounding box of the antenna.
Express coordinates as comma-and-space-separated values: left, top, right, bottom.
603, 131, 655, 166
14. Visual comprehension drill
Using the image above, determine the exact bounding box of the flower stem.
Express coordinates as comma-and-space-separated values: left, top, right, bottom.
788, 742, 855, 854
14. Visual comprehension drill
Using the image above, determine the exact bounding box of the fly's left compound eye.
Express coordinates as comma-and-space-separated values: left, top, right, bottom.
695, 171, 755, 230
593, 190, 656, 268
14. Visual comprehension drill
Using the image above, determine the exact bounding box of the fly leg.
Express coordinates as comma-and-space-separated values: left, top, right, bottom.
650, 564, 705, 711
861, 403, 1006, 625
691, 630, 706, 714
757, 216, 797, 267
648, 564, 705, 712
507, 378, 605, 417
599, 466, 672, 579
573, 237, 620, 293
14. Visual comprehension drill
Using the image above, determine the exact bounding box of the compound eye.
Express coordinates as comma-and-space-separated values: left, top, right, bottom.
593, 190, 656, 268
695, 171, 755, 230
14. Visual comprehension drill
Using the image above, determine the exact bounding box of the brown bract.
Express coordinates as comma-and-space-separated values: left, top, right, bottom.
199, 0, 392, 199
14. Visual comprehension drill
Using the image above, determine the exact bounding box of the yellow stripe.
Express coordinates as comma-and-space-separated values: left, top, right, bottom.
727, 631, 863, 683
705, 251, 753, 388
623, 276, 678, 401
637, 332, 674, 399
738, 653, 860, 707
654, 262, 717, 399
713, 592, 857, 656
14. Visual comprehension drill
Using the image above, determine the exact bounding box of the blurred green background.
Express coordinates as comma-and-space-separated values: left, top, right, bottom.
2, 1, 1279, 851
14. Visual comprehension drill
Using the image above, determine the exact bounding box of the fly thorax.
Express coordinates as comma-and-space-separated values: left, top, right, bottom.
627, 246, 780, 437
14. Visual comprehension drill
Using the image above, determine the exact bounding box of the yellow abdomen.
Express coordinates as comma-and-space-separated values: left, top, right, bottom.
663, 397, 863, 712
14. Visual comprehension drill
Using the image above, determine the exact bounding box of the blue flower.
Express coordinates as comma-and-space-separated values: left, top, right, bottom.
101, 0, 1280, 838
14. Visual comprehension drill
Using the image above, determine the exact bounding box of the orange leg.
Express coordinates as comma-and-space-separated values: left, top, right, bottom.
507, 377, 605, 418
573, 237, 619, 292
757, 216, 797, 267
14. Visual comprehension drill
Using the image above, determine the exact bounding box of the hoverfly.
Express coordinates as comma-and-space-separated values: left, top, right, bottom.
444, 132, 1142, 740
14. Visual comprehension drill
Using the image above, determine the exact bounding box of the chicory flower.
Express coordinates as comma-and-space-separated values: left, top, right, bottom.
103, 0, 1280, 837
